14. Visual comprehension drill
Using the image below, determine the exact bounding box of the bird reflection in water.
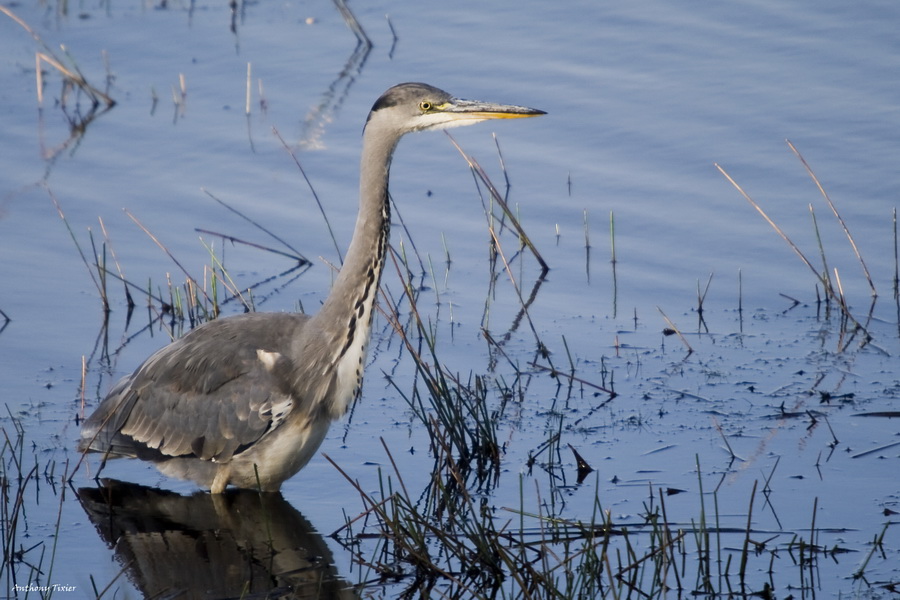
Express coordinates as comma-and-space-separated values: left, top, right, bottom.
77, 479, 357, 599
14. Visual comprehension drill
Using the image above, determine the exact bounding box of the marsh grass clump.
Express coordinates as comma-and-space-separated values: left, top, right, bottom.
51, 185, 312, 340
331, 443, 894, 599
383, 255, 504, 497
328, 444, 618, 599
0, 413, 65, 595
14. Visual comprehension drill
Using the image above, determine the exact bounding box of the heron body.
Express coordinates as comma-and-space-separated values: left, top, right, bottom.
79, 83, 544, 492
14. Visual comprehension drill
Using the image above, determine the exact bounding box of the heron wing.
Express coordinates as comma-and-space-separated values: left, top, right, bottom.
80, 312, 312, 462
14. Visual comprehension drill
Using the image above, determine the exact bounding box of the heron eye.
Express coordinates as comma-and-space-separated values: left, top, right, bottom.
419, 101, 433, 112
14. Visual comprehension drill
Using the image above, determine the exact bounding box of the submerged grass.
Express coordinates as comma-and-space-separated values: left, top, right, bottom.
330, 440, 889, 599
0, 412, 66, 596
381, 249, 504, 495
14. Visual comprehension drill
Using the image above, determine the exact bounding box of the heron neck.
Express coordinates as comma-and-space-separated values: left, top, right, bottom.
316, 125, 400, 341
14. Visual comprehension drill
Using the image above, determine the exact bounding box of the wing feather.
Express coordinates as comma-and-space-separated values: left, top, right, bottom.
80, 312, 312, 463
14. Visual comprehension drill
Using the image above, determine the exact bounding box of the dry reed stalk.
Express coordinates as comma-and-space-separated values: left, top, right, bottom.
715, 162, 870, 344
2, 5, 115, 108
787, 140, 876, 296
272, 128, 342, 263
528, 361, 616, 398
245, 62, 252, 116
657, 306, 693, 354
485, 220, 543, 345
715, 164, 820, 277
48, 188, 106, 303
445, 132, 549, 272
200, 188, 309, 263
194, 228, 309, 264
123, 209, 212, 308
98, 217, 135, 309
893, 208, 899, 300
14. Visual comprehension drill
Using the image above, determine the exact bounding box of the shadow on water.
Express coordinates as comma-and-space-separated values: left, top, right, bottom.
77, 479, 357, 599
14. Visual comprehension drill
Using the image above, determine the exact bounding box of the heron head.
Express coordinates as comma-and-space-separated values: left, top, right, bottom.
365, 82, 545, 135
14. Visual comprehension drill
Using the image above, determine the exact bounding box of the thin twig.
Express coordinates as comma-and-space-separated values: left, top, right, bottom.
787, 139, 876, 296
657, 306, 693, 354
123, 209, 212, 306
48, 188, 105, 301
445, 132, 548, 272
194, 228, 309, 264
201, 187, 308, 261
529, 361, 616, 397
272, 127, 344, 263
716, 163, 869, 340
715, 164, 821, 280
98, 217, 134, 309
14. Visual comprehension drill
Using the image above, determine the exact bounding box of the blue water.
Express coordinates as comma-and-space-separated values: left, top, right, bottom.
1, 0, 898, 596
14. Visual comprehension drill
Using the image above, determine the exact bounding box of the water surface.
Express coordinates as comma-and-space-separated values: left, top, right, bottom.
1, 0, 898, 596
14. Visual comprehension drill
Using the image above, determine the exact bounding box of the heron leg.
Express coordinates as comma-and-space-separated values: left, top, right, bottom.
210, 465, 231, 494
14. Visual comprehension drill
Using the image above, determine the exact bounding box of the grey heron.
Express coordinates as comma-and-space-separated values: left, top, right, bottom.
78, 82, 545, 493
